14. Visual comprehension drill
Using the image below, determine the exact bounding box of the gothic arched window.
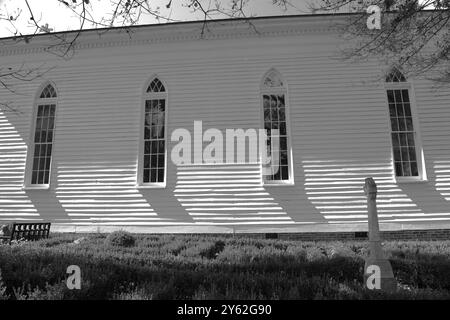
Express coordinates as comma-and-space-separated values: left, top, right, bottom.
261, 69, 293, 184
140, 77, 167, 185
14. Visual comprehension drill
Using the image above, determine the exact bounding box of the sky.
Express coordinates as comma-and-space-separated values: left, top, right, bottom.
0, 0, 314, 38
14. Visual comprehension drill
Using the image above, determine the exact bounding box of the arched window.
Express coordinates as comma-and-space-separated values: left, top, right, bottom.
261, 69, 292, 184
385, 68, 424, 180
28, 83, 57, 186
140, 77, 167, 185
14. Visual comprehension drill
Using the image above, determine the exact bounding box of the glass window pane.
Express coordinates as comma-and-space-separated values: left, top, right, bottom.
34, 130, 41, 142
407, 133, 415, 147
262, 80, 289, 182
409, 147, 417, 161
157, 168, 164, 182
44, 171, 49, 184
31, 171, 38, 184
144, 141, 151, 154
150, 169, 157, 182
405, 117, 413, 131
38, 171, 44, 184
280, 166, 288, 180
387, 90, 394, 103
411, 162, 418, 176
401, 147, 409, 162
398, 118, 406, 131
144, 155, 150, 169
391, 118, 399, 131
33, 158, 39, 171
393, 147, 401, 161
404, 103, 411, 116
45, 157, 51, 170
46, 144, 52, 157
395, 162, 403, 176
401, 90, 410, 102
394, 90, 402, 103
391, 133, 399, 147
41, 131, 47, 142
158, 154, 164, 168
389, 104, 396, 117
151, 154, 157, 167
47, 130, 53, 142
39, 158, 46, 170
399, 133, 407, 146
403, 162, 412, 176
396, 104, 404, 117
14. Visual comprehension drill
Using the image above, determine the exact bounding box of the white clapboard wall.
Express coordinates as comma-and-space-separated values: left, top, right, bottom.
0, 15, 450, 232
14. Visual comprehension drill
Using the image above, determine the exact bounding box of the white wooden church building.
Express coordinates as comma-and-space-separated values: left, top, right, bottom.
1, 14, 449, 234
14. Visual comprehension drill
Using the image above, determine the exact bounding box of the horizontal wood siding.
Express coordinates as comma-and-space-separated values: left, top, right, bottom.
0, 20, 449, 232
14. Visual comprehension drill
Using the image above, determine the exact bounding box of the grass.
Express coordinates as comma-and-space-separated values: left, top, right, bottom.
0, 233, 450, 300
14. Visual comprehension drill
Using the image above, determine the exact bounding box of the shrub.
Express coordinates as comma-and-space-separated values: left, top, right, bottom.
105, 231, 136, 247
0, 269, 8, 300
0, 223, 12, 237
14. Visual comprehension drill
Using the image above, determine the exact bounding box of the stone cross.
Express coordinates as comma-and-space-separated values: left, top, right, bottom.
363, 177, 397, 292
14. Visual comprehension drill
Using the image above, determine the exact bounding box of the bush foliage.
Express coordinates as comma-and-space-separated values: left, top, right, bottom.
0, 233, 449, 300
105, 231, 136, 248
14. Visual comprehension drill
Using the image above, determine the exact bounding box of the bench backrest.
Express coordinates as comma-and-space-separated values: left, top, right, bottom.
10, 223, 51, 241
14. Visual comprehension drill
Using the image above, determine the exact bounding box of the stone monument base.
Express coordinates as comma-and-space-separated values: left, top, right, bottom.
364, 258, 397, 293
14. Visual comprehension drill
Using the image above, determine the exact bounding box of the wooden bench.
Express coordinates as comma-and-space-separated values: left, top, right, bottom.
0, 222, 51, 244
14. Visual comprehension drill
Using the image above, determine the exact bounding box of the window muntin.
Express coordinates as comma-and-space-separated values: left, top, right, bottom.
142, 78, 166, 185
386, 69, 420, 178
261, 70, 291, 183
30, 85, 57, 185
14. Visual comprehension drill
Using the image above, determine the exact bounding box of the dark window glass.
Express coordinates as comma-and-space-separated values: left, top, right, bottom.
31, 104, 56, 184
386, 88, 418, 177
262, 93, 289, 182
143, 94, 166, 183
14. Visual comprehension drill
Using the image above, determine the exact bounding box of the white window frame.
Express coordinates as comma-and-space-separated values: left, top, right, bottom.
24, 82, 58, 190
137, 76, 168, 188
260, 68, 294, 186
384, 72, 427, 183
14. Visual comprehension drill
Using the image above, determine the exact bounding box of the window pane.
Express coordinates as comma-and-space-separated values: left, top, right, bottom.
391, 133, 399, 147
399, 133, 407, 146
150, 169, 157, 182
394, 90, 402, 103
388, 88, 419, 178
31, 171, 38, 184
157, 168, 164, 182
390, 118, 398, 131
393, 147, 401, 161
404, 103, 411, 116
262, 92, 289, 182
401, 147, 409, 162
407, 133, 415, 146
405, 117, 413, 131
408, 147, 417, 161
396, 104, 404, 117
402, 162, 412, 176
401, 90, 410, 102
31, 105, 55, 185
395, 162, 403, 176
142, 98, 166, 184
389, 104, 396, 117
411, 162, 419, 176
